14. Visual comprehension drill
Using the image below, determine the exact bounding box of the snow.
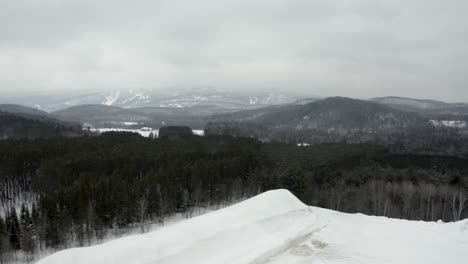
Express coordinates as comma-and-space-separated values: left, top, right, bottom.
89, 128, 205, 138
267, 208, 468, 264
37, 190, 468, 264
249, 97, 259, 104
121, 90, 150, 105
92, 127, 158, 138
122, 122, 139, 126
430, 120, 466, 128
102, 90, 120, 106
192, 129, 205, 136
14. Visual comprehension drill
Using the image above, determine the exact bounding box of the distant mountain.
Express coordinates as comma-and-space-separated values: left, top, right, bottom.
206, 97, 430, 143
0, 104, 50, 117
370, 97, 468, 115
6, 88, 304, 112
292, 98, 320, 105
0, 103, 79, 126
52, 104, 228, 129
210, 97, 427, 129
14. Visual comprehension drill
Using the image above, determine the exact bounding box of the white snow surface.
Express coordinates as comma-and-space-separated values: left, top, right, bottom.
88, 128, 205, 138
430, 120, 467, 128
92, 128, 158, 138
37, 190, 468, 264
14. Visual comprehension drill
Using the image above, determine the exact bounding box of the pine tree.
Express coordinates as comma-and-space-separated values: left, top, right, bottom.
20, 204, 36, 262
6, 208, 20, 251
0, 216, 9, 264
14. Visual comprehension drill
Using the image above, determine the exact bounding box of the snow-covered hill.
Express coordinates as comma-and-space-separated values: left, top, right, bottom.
37, 190, 468, 264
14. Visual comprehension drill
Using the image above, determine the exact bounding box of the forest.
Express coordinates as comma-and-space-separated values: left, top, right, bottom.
0, 111, 82, 140
0, 132, 467, 262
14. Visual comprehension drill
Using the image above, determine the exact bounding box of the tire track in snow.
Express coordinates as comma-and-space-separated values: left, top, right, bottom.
249, 225, 328, 264
250, 207, 329, 264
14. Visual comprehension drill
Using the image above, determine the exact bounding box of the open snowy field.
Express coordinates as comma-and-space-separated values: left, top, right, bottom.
37, 190, 468, 264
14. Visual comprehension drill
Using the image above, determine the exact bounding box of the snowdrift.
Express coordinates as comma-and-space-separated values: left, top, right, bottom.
37, 190, 316, 264
37, 189, 468, 264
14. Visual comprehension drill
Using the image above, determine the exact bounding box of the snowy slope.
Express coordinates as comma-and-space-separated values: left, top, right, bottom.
37, 190, 468, 264
267, 207, 468, 264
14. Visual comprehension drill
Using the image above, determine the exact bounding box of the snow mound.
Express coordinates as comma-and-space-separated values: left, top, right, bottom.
37, 190, 315, 264
37, 189, 468, 264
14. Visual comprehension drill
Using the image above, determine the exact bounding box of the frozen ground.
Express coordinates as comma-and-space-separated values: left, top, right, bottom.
37, 190, 468, 264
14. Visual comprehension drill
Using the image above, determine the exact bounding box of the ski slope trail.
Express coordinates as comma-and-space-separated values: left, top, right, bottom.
37, 189, 468, 264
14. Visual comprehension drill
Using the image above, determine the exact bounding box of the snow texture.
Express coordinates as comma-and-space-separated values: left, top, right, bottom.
37, 189, 468, 264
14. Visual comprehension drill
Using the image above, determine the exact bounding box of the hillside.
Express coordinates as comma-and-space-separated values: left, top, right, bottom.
52, 104, 213, 129
0, 104, 50, 118
52, 104, 152, 125
206, 97, 430, 143
0, 111, 81, 139
210, 97, 428, 129
37, 190, 468, 264
132, 104, 236, 117
371, 96, 468, 115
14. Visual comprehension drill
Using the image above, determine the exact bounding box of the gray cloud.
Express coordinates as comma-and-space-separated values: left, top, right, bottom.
0, 0, 467, 101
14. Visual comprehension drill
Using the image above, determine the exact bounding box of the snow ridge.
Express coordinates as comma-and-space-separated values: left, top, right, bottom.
37, 190, 315, 264
37, 190, 468, 264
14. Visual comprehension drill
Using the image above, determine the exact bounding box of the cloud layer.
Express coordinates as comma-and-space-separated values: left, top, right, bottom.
1, 0, 467, 101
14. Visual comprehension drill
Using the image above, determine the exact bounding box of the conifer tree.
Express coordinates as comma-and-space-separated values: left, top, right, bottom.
20, 204, 36, 262
6, 208, 20, 251
0, 216, 8, 264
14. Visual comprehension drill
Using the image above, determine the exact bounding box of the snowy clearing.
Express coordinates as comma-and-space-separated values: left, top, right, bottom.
37, 190, 468, 264
88, 128, 205, 138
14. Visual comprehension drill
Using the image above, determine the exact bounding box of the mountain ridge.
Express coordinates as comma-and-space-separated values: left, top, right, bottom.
370, 96, 468, 114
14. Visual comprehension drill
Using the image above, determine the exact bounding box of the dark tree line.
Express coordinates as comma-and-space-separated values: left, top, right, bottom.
0, 111, 82, 140
205, 121, 468, 155
0, 132, 467, 262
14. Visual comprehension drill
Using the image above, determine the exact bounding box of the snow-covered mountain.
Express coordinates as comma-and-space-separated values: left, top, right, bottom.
7, 88, 302, 112
37, 189, 468, 264
28, 89, 155, 111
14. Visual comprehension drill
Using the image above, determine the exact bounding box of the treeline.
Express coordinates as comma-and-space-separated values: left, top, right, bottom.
0, 111, 82, 140
205, 98, 468, 155
205, 121, 468, 155
0, 133, 467, 262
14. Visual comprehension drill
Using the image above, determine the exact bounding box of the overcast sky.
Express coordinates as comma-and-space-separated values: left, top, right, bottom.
0, 0, 467, 101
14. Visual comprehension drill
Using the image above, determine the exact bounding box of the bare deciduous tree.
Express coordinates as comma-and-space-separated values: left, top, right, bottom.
137, 195, 148, 234
452, 190, 467, 221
